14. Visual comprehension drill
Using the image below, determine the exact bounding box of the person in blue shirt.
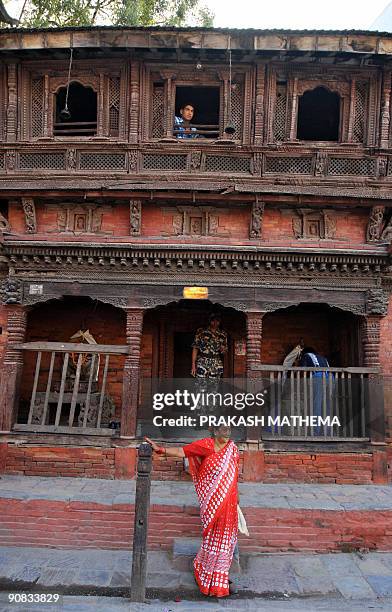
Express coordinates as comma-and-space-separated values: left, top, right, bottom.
300, 347, 332, 436
174, 103, 198, 139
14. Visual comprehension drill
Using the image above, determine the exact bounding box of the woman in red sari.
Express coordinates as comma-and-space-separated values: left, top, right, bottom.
145, 425, 239, 598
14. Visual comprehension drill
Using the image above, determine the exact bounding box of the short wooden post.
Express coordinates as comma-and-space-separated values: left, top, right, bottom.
130, 442, 152, 603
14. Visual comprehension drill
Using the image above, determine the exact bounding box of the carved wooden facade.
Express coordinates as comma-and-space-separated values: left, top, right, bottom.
0, 26, 391, 453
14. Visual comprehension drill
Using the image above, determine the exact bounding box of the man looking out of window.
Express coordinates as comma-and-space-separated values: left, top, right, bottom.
174, 103, 198, 139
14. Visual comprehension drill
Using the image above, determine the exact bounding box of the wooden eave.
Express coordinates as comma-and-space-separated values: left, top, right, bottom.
2, 27, 392, 57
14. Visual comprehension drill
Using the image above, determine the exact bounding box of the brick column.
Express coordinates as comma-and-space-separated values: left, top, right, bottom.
121, 308, 144, 438
0, 306, 27, 432
246, 311, 264, 444
361, 315, 385, 444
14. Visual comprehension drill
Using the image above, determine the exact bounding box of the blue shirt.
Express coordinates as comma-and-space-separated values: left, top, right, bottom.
174, 116, 198, 139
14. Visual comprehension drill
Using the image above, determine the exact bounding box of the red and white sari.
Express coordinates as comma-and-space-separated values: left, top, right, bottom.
183, 437, 239, 598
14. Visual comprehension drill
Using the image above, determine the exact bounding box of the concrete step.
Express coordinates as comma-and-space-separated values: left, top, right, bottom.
173, 537, 241, 573
1, 475, 392, 553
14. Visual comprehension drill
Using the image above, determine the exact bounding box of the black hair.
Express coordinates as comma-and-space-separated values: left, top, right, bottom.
208, 312, 221, 322
302, 346, 316, 354
180, 102, 195, 111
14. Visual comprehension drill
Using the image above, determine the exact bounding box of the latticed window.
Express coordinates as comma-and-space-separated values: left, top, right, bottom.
265, 156, 312, 175
353, 81, 368, 143
328, 157, 375, 176
108, 76, 120, 137
31, 77, 44, 138
230, 82, 244, 140
152, 83, 164, 139
273, 84, 287, 141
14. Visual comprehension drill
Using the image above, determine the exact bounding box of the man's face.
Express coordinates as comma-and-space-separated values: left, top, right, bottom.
180, 105, 194, 121
209, 318, 220, 331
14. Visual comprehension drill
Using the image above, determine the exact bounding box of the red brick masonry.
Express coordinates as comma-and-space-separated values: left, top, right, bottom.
1, 444, 389, 484
0, 497, 391, 553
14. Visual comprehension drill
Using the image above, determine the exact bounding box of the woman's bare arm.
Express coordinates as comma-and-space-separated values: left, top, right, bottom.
144, 437, 185, 458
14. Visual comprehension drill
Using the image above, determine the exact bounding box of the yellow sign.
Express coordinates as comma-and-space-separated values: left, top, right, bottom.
183, 286, 209, 300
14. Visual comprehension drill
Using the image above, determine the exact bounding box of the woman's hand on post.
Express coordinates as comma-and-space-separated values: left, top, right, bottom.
144, 437, 161, 453
191, 364, 196, 377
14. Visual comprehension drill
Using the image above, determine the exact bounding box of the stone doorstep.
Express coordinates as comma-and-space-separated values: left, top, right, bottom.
172, 537, 241, 574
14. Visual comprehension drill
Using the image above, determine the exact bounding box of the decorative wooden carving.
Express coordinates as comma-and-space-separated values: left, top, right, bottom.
22, 198, 37, 234
314, 151, 328, 176
129, 61, 140, 143
0, 211, 10, 234
377, 157, 388, 178
381, 215, 392, 243
129, 149, 138, 171
121, 308, 144, 437
66, 149, 77, 171
380, 70, 391, 148
54, 204, 109, 234
130, 200, 142, 236
361, 315, 381, 368
6, 64, 17, 142
250, 201, 264, 239
292, 209, 336, 240
0, 306, 28, 431
0, 277, 22, 305
246, 312, 263, 376
5, 150, 16, 171
366, 206, 385, 242
367, 289, 389, 316
164, 206, 221, 237
254, 64, 265, 145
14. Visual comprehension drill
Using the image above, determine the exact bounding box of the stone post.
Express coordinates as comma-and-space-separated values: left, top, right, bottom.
0, 306, 28, 432
121, 308, 144, 438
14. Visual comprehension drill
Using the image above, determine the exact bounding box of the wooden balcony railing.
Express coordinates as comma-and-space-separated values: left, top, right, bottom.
13, 342, 128, 435
249, 365, 384, 441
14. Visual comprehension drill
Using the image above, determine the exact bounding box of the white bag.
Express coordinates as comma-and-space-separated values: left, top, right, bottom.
237, 505, 249, 536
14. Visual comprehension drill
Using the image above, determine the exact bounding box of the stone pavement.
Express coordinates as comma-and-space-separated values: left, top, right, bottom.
2, 547, 392, 602
1, 594, 392, 612
1, 474, 392, 510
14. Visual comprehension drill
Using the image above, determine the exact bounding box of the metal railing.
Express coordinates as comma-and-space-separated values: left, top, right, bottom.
249, 365, 383, 441
14, 341, 128, 435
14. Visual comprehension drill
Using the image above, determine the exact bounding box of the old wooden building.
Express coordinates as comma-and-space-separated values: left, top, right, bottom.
0, 25, 391, 483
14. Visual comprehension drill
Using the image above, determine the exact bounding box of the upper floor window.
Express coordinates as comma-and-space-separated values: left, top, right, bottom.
54, 82, 97, 137
174, 86, 220, 139
297, 86, 340, 142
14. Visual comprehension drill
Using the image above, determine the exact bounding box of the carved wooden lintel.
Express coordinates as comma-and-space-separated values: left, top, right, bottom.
249, 201, 264, 239
130, 200, 142, 236
22, 198, 37, 234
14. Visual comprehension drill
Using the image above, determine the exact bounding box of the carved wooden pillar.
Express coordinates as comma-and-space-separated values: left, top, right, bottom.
246, 311, 264, 376
380, 70, 391, 148
6, 63, 17, 142
288, 77, 299, 142
254, 64, 265, 145
0, 306, 28, 432
361, 315, 381, 368
347, 78, 356, 143
121, 308, 144, 438
246, 311, 264, 443
361, 315, 385, 444
129, 60, 140, 144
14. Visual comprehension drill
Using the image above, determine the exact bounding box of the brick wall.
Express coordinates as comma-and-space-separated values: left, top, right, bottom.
1, 444, 387, 484
6, 200, 372, 249
0, 497, 391, 553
